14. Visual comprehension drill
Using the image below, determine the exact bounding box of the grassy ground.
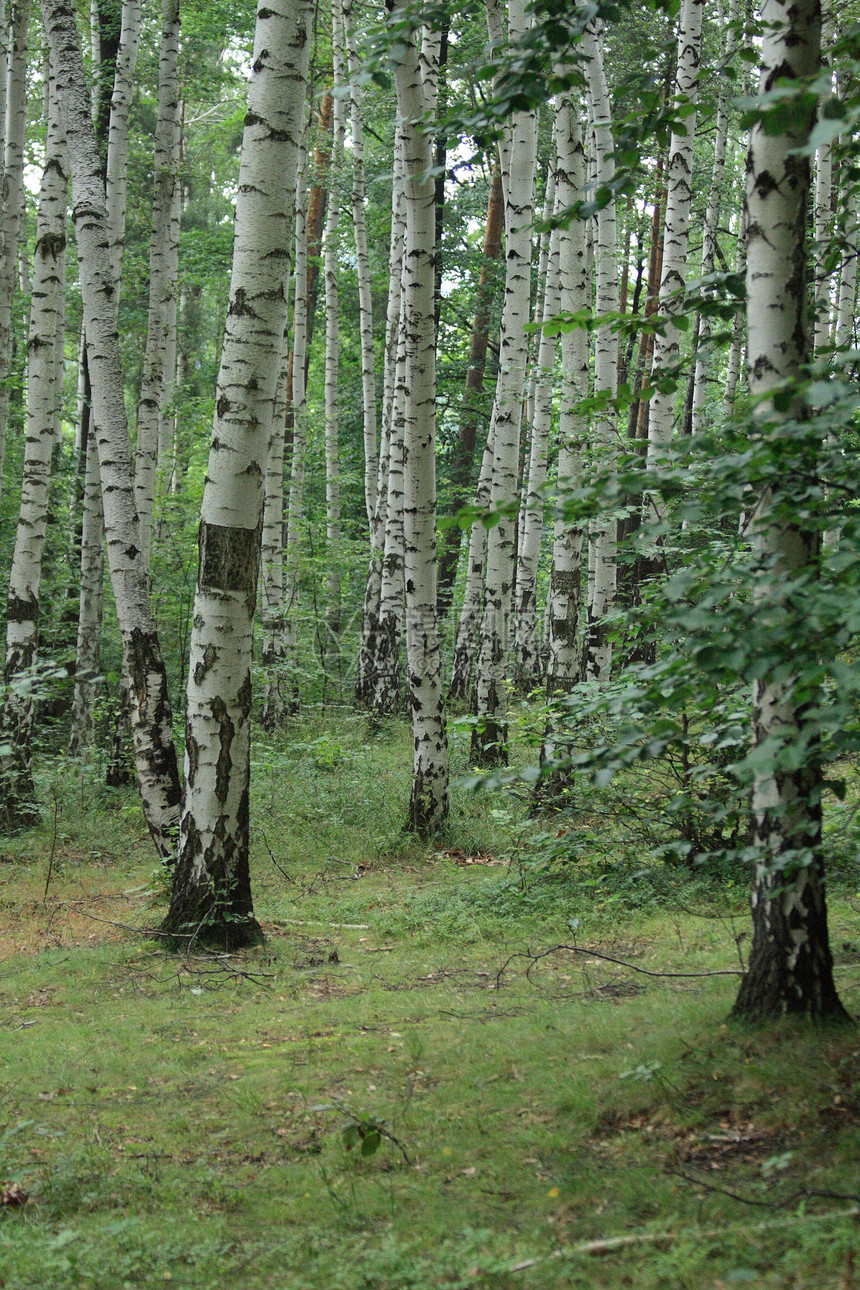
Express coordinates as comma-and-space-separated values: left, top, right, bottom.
1, 711, 859, 1289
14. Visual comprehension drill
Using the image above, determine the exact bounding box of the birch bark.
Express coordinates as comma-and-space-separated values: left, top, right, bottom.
0, 72, 67, 827
162, 0, 311, 947
544, 100, 588, 700
394, 18, 449, 832
436, 163, 503, 616
690, 0, 738, 433
322, 0, 346, 690
581, 17, 619, 682
282, 141, 309, 714
366, 125, 407, 714
646, 0, 704, 492
470, 0, 536, 765
731, 0, 846, 1021
135, 0, 180, 573
513, 168, 562, 690
0, 0, 30, 495
42, 0, 182, 861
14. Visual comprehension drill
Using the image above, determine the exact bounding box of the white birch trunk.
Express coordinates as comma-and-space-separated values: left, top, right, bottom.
513, 170, 562, 690
544, 99, 588, 700
283, 139, 309, 714
835, 187, 858, 349
394, 20, 448, 832
42, 0, 182, 859
134, 0, 180, 573
344, 0, 377, 532
731, 0, 846, 1022
322, 0, 347, 691
813, 6, 834, 357
366, 125, 407, 714
471, 0, 536, 766
68, 424, 104, 757
162, 0, 311, 947
723, 206, 747, 407
373, 294, 407, 716
0, 71, 67, 826
690, 0, 738, 433
581, 16, 619, 682
260, 321, 291, 730
105, 0, 141, 308
0, 0, 29, 495
450, 426, 494, 703
646, 0, 705, 489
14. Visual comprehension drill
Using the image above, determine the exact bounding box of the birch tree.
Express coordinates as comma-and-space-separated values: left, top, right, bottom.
162, 0, 311, 947
731, 0, 847, 1021
393, 15, 449, 832
0, 72, 67, 828
0, 0, 30, 494
322, 1, 347, 688
42, 0, 181, 860
135, 0, 181, 573
470, 0, 537, 766
544, 99, 588, 702
581, 16, 619, 682
646, 0, 704, 489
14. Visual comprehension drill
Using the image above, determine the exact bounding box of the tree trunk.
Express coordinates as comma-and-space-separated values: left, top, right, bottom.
436, 162, 503, 616
43, 0, 183, 860
162, 0, 310, 948
282, 140, 309, 715
581, 17, 620, 683
646, 0, 704, 497
544, 97, 588, 702
513, 163, 562, 691
0, 69, 67, 829
135, 0, 180, 573
0, 0, 30, 497
322, 0, 346, 694
394, 18, 449, 833
343, 0, 377, 534
731, 0, 847, 1023
470, 0, 536, 766
366, 124, 407, 715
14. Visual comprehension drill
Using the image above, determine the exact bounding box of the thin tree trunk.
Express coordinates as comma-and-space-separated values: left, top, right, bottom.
135, 0, 180, 573
394, 17, 449, 832
0, 0, 30, 496
731, 0, 847, 1023
581, 16, 619, 682
162, 0, 311, 947
366, 124, 407, 714
322, 0, 346, 691
813, 5, 834, 357
513, 158, 563, 691
0, 69, 67, 828
543, 99, 588, 701
282, 139, 309, 714
646, 0, 705, 502
436, 162, 503, 616
343, 0, 377, 533
68, 420, 104, 756
470, 0, 537, 766
690, 0, 738, 434
42, 0, 182, 861
449, 425, 494, 703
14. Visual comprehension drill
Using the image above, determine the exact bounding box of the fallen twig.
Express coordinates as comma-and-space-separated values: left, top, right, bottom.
496, 942, 742, 989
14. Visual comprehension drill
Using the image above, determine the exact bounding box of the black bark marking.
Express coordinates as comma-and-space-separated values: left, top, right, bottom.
210, 696, 235, 805
194, 642, 217, 686
199, 521, 262, 594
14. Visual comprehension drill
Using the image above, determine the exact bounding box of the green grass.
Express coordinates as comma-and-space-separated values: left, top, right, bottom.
0, 711, 859, 1288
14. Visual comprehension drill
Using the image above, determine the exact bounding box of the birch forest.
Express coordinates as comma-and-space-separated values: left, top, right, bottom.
4, 0, 860, 1280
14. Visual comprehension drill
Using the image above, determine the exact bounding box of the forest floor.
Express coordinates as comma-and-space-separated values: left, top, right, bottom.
0, 711, 859, 1289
